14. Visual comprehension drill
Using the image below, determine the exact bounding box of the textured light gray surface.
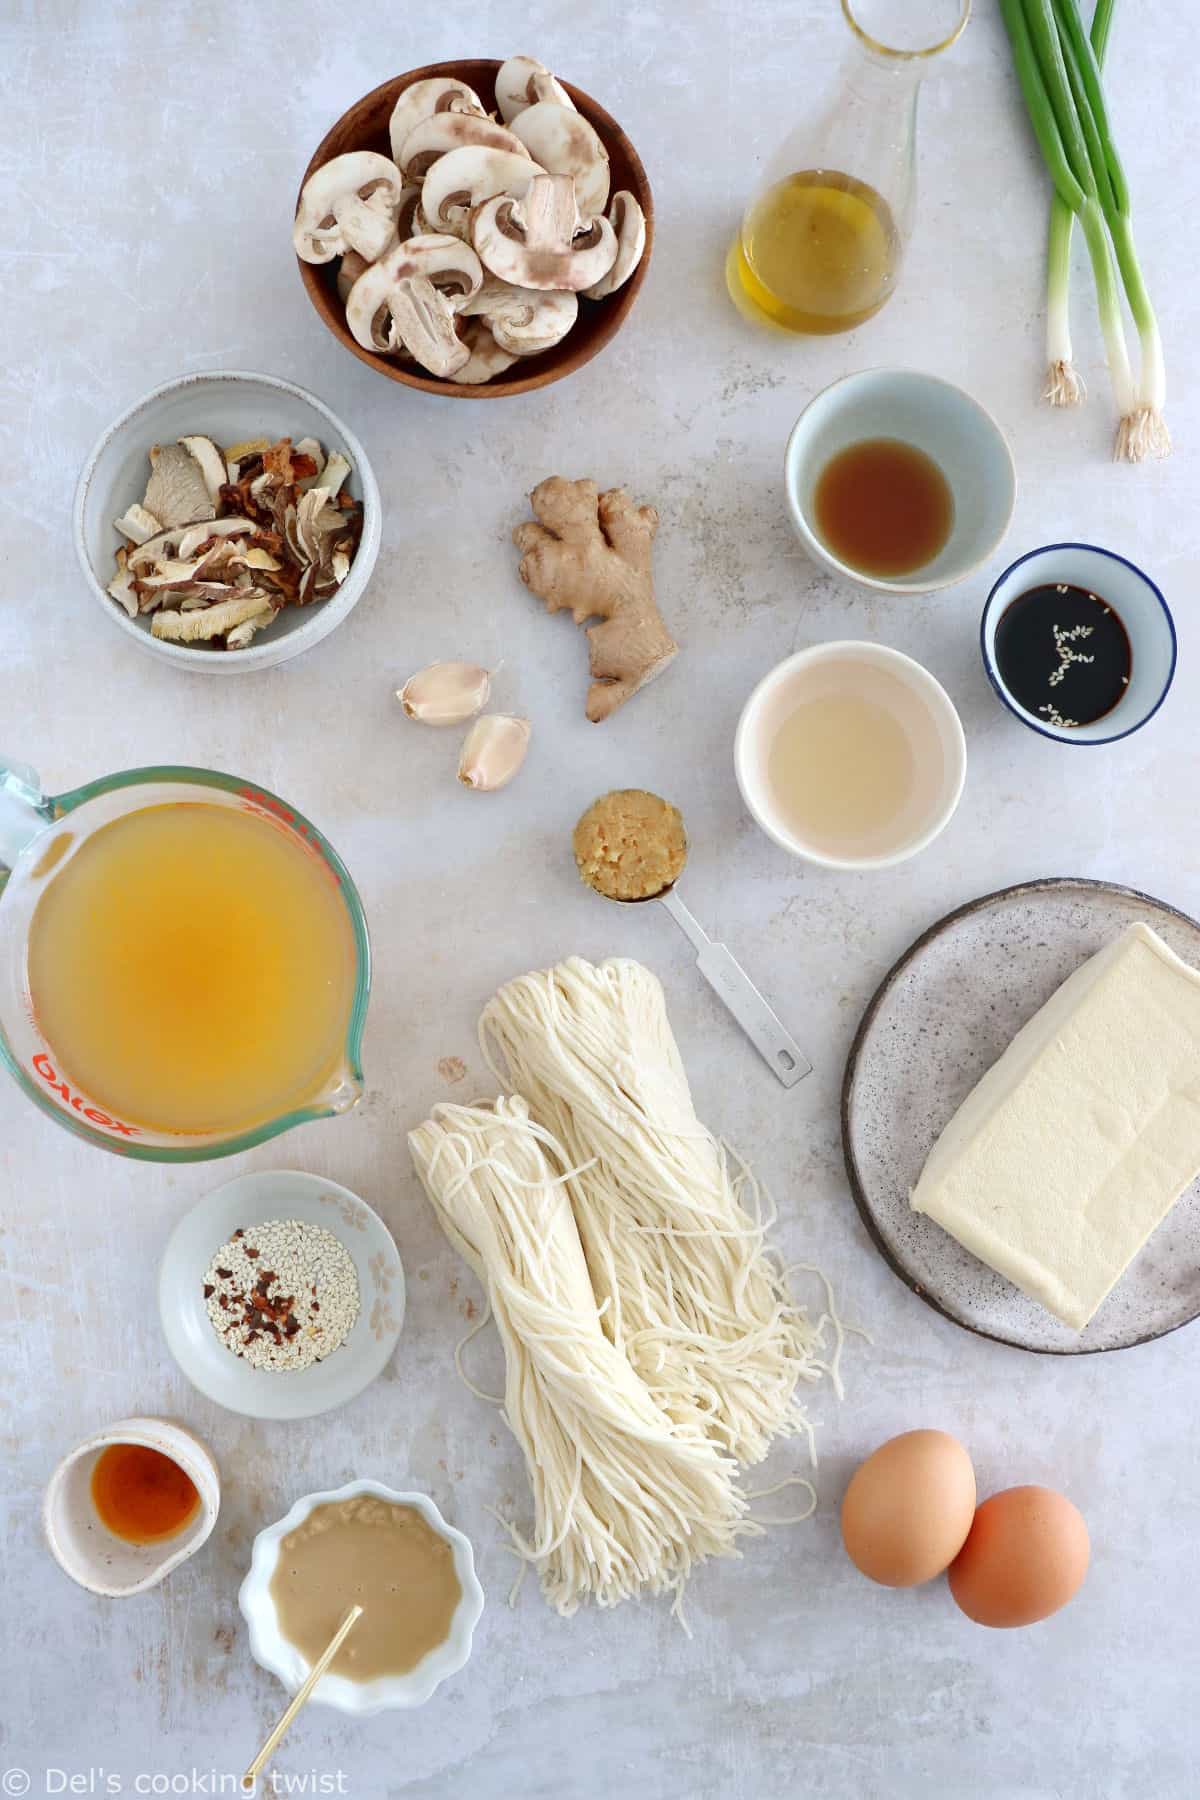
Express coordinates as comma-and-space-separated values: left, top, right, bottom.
0, 3, 1196, 1798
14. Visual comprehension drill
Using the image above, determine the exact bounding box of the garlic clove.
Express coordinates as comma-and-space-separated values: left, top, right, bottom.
457, 715, 531, 791
398, 661, 491, 725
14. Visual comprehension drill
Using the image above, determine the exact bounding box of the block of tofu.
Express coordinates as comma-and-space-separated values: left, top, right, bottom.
910, 923, 1200, 1331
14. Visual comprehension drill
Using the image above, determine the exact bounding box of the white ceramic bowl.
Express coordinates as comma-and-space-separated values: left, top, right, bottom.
982, 541, 1176, 745
159, 1170, 405, 1421
784, 369, 1016, 594
734, 640, 967, 871
73, 370, 381, 672
239, 1479, 484, 1714
43, 1416, 219, 1597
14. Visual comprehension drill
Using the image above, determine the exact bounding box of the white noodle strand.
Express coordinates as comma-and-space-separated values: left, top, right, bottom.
479, 959, 825, 1464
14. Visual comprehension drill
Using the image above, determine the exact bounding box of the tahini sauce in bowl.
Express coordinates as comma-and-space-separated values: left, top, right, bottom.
271, 1494, 461, 1679
238, 1480, 484, 1713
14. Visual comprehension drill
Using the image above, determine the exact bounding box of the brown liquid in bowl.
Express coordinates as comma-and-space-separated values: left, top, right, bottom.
269, 1495, 461, 1681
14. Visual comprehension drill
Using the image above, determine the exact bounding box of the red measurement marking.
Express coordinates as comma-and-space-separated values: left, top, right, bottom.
32, 1052, 139, 1137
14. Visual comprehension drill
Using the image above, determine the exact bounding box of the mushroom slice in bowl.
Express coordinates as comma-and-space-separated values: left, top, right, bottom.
472, 175, 616, 293
293, 150, 405, 264
455, 321, 520, 385
508, 102, 611, 217
462, 277, 577, 355
142, 442, 216, 530
421, 147, 546, 239
387, 75, 487, 164
495, 56, 576, 123
398, 112, 532, 183
583, 192, 647, 299
344, 237, 483, 376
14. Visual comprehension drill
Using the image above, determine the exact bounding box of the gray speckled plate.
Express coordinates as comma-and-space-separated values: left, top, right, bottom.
842, 880, 1200, 1354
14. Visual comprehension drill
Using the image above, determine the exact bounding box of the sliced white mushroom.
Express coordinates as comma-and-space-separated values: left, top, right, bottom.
177, 435, 228, 507
582, 191, 647, 299
508, 102, 611, 216
152, 591, 275, 644
388, 275, 470, 378
293, 151, 405, 264
421, 147, 546, 239
472, 175, 617, 293
454, 321, 520, 385
142, 443, 216, 530
462, 276, 578, 355
396, 184, 423, 240
113, 501, 162, 545
345, 236, 482, 356
495, 56, 576, 123
337, 249, 370, 307
398, 113, 531, 184
387, 76, 487, 165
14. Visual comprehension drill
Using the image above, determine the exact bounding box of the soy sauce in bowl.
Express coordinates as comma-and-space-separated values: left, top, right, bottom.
993, 583, 1131, 730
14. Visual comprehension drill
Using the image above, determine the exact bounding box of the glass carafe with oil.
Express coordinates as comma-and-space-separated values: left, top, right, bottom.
732, 0, 970, 335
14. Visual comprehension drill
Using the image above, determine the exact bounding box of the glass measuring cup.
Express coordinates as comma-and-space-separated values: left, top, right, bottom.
730, 0, 971, 334
0, 757, 370, 1161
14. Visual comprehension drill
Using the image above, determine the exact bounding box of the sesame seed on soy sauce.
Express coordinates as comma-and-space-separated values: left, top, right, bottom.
994, 582, 1132, 730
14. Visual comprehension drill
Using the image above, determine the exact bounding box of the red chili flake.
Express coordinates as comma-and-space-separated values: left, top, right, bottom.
203, 1284, 215, 1299
244, 1247, 260, 1260
215, 1267, 233, 1279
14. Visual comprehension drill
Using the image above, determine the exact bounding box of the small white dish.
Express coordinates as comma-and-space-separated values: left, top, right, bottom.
982, 542, 1175, 745
43, 1416, 219, 1597
734, 640, 967, 871
73, 370, 381, 673
159, 1170, 405, 1421
239, 1479, 484, 1714
784, 369, 1016, 594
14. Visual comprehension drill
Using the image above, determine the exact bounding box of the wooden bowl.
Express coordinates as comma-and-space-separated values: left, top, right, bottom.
296, 60, 654, 400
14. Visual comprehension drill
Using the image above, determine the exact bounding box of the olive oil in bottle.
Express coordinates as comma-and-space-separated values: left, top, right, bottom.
733, 169, 901, 335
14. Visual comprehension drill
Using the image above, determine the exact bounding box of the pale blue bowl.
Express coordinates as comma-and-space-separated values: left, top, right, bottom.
982, 542, 1175, 746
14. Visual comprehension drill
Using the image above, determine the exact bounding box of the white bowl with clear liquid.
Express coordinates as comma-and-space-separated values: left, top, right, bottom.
734, 641, 967, 870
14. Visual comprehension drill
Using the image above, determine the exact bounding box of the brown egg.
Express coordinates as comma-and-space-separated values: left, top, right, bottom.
840, 1429, 976, 1587
948, 1485, 1089, 1628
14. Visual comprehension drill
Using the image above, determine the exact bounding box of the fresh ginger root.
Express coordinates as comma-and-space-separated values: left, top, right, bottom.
513, 477, 678, 723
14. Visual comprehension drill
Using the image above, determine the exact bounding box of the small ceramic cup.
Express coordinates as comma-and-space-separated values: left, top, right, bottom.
734, 640, 967, 871
239, 1479, 485, 1715
982, 542, 1176, 745
784, 369, 1016, 594
43, 1417, 220, 1596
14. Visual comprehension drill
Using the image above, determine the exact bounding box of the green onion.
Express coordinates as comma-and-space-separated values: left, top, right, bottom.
1051, 0, 1169, 458
1000, 0, 1136, 447
1044, 0, 1118, 406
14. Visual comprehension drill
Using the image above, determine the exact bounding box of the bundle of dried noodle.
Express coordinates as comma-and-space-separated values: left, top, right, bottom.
409, 1096, 747, 1615
478, 957, 823, 1465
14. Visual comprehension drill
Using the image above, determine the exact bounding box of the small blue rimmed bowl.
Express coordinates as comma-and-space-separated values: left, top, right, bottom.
982, 543, 1176, 746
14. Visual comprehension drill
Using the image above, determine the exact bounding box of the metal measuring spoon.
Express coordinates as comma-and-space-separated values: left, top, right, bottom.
574, 791, 812, 1089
